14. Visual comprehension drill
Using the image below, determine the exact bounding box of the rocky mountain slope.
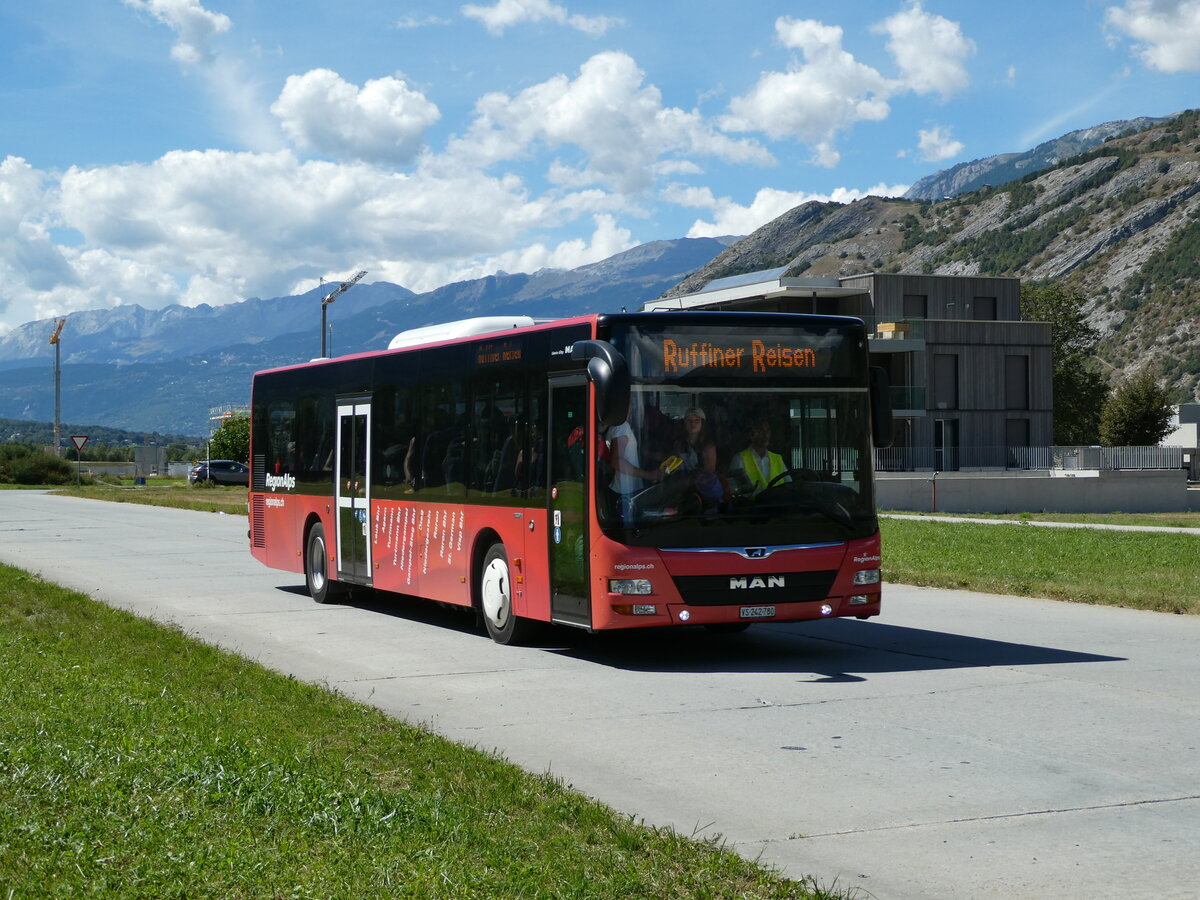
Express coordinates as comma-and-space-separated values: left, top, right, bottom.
666, 111, 1200, 404
903, 115, 1175, 201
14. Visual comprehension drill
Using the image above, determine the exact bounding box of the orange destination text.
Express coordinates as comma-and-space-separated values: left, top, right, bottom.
661, 338, 816, 374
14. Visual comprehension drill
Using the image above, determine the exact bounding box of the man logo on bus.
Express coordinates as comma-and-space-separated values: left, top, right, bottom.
730, 576, 785, 589
745, 547, 767, 558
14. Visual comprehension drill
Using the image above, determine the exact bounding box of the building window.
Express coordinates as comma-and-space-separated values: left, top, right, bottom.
934, 353, 958, 410
903, 294, 927, 318
1005, 355, 1029, 410
934, 418, 959, 471
972, 296, 997, 320
1006, 418, 1030, 448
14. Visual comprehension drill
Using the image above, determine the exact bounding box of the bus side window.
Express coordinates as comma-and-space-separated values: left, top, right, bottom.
416, 380, 466, 498
468, 373, 526, 504
374, 386, 417, 494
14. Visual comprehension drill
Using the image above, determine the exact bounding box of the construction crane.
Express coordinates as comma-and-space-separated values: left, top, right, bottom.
321, 270, 367, 358
50, 318, 66, 456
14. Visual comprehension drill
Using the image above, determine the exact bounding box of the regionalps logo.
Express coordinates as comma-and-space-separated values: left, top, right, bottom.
265, 473, 296, 492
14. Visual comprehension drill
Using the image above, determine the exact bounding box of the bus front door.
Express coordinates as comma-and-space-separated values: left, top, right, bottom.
548, 377, 590, 627
335, 398, 372, 585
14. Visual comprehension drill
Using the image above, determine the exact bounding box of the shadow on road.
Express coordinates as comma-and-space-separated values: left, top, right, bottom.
278, 583, 1125, 678
548, 619, 1126, 676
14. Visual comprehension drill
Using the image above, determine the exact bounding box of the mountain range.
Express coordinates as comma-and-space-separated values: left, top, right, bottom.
0, 238, 733, 436
3, 109, 1199, 440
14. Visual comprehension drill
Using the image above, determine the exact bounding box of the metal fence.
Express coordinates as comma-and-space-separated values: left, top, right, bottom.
874, 445, 1185, 472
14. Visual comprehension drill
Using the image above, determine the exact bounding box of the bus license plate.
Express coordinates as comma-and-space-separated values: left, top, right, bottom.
740, 605, 775, 619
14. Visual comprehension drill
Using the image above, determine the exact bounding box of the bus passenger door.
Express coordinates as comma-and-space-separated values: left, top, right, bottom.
547, 377, 590, 627
335, 398, 372, 584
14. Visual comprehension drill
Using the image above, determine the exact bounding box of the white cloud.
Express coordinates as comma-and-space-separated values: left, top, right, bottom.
271, 69, 441, 166
0, 147, 617, 330
463, 214, 636, 278
1106, 0, 1200, 72
874, 1, 975, 98
721, 18, 893, 166
0, 158, 78, 302
450, 51, 772, 193
721, 8, 974, 166
124, 0, 282, 152
672, 181, 909, 238
395, 15, 453, 29
917, 125, 964, 162
122, 0, 231, 65
462, 0, 621, 36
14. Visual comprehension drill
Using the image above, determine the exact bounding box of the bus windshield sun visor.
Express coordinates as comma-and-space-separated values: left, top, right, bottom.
570, 340, 630, 428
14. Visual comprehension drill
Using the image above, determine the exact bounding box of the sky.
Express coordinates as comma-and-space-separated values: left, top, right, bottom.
2, 0, 1199, 335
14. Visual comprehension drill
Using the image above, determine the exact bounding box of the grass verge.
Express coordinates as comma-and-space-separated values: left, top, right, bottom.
50, 478, 249, 515
882, 509, 1200, 529
880, 517, 1200, 614
0, 564, 841, 899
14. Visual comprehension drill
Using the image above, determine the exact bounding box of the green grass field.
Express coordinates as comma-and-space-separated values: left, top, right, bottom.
879, 517, 1200, 614
47, 477, 251, 515
0, 564, 841, 899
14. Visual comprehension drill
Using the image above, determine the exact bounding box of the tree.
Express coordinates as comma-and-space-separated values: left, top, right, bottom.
1099, 370, 1174, 445
208, 415, 250, 463
1020, 281, 1109, 444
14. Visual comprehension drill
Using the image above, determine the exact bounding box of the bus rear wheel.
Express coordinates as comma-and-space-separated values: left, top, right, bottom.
479, 542, 534, 645
306, 523, 344, 604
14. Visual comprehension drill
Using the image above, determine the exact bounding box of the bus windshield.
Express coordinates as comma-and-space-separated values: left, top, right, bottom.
599, 320, 876, 547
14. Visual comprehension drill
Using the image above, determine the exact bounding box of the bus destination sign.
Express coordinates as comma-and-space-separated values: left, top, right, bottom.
660, 337, 825, 377
474, 339, 523, 367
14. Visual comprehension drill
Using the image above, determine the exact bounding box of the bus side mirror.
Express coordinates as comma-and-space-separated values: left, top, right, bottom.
870, 366, 894, 448
571, 340, 631, 428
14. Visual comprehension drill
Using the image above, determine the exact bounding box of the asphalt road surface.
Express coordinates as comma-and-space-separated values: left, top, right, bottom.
2, 491, 1197, 899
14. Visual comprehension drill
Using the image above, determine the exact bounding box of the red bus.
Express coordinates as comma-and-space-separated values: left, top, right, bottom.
248, 311, 893, 643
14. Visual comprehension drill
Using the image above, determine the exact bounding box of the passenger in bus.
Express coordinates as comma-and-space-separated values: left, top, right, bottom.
607, 415, 663, 524
729, 416, 787, 496
675, 407, 725, 513
676, 407, 717, 474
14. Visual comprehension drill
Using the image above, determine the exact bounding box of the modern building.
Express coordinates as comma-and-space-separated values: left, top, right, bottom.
643, 270, 1054, 472
1162, 403, 1199, 481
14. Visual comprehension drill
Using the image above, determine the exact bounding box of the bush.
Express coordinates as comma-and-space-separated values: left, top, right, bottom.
1099, 371, 1175, 445
0, 444, 78, 485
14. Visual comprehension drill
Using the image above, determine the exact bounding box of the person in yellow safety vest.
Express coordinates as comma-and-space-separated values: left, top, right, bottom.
729, 417, 788, 495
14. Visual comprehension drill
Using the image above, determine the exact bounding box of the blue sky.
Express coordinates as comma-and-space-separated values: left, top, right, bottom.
2, 0, 1199, 333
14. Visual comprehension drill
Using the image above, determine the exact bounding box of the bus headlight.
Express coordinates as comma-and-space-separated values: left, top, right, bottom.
853, 569, 881, 585
609, 578, 652, 595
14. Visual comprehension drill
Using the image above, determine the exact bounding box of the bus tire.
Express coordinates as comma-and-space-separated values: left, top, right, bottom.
305, 523, 343, 604
478, 542, 533, 645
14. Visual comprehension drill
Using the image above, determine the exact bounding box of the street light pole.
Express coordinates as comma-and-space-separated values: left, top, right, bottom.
321, 299, 330, 358
49, 318, 66, 457
319, 270, 367, 358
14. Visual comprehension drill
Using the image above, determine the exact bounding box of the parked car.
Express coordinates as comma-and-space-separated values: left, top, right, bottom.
188, 459, 249, 486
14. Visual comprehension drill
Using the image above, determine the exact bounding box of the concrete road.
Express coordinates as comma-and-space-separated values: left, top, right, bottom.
2, 491, 1198, 899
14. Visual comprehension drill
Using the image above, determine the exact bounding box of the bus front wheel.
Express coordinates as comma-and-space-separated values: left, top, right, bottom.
306, 523, 344, 604
479, 542, 533, 645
